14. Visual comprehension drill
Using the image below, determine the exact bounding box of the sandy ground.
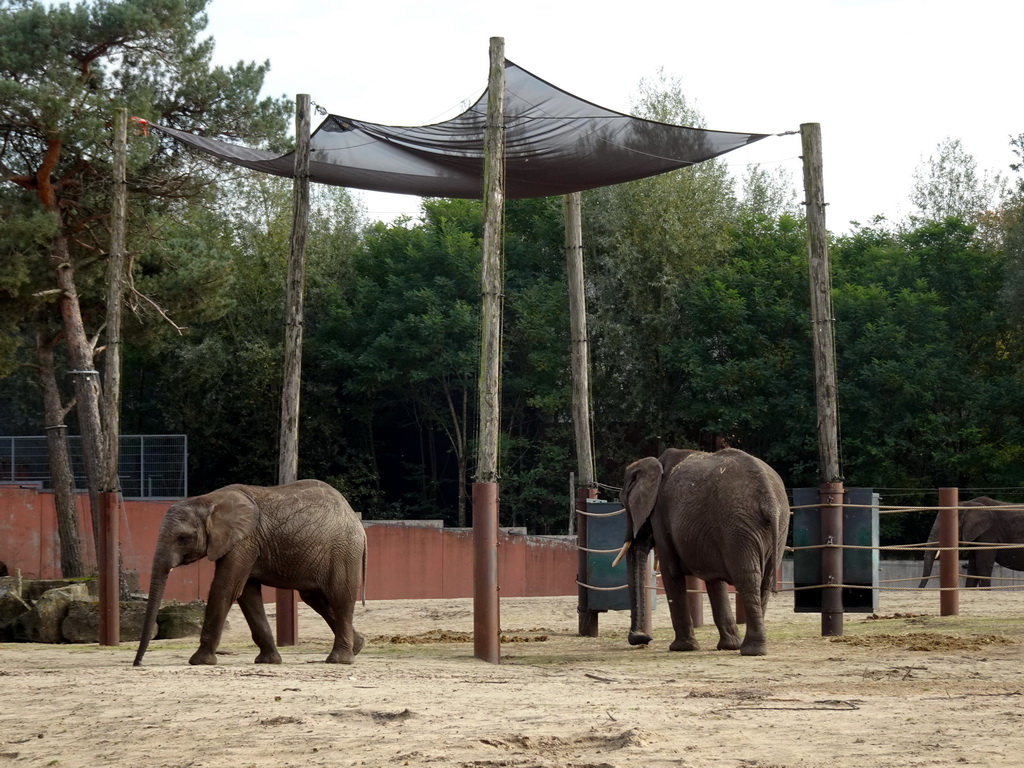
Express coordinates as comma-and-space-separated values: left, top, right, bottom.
2, 588, 1024, 768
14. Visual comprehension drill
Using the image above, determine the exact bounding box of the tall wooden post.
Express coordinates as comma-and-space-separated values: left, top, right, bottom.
564, 192, 595, 489
98, 108, 128, 646
802, 123, 844, 637
276, 93, 311, 646
473, 37, 506, 664
565, 191, 601, 636
938, 487, 959, 616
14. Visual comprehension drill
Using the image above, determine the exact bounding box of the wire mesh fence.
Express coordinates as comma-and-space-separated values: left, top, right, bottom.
0, 435, 187, 499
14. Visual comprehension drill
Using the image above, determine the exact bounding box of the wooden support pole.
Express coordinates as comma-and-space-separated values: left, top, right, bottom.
802, 123, 844, 638
801, 123, 841, 485
564, 191, 595, 489
939, 487, 960, 616
276, 93, 311, 647
565, 192, 602, 637
473, 37, 506, 664
98, 108, 128, 646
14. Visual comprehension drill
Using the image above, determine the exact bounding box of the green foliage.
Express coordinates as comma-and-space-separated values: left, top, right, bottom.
832, 217, 1024, 542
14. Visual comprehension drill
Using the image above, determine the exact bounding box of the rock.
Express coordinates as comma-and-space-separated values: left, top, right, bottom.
0, 569, 24, 599
61, 601, 152, 644
157, 601, 211, 639
12, 583, 90, 643
0, 586, 30, 641
23, 578, 97, 602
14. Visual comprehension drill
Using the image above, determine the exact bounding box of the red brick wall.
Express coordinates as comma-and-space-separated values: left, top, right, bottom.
0, 484, 578, 602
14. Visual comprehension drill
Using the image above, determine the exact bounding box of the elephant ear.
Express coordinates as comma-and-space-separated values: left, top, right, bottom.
961, 506, 994, 543
205, 488, 259, 561
620, 457, 663, 538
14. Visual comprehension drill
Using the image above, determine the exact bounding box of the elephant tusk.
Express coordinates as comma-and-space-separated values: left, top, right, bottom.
611, 540, 631, 568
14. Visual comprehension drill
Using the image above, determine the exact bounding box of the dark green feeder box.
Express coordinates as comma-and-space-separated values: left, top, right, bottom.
792, 487, 879, 613
581, 500, 632, 612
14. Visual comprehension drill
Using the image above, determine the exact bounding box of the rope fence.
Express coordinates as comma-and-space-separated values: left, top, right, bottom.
573, 495, 1024, 603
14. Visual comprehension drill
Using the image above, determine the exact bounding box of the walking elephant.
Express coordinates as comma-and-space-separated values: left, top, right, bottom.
617, 448, 789, 656
918, 497, 1024, 588
134, 479, 366, 666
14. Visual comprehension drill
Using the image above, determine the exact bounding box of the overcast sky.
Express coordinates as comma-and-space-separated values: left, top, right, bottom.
202, 0, 1021, 233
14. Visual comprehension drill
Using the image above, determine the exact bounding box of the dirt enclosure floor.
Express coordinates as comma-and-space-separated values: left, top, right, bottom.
3, 589, 1024, 768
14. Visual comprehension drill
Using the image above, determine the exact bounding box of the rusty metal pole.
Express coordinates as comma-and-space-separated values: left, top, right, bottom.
939, 487, 960, 616
820, 482, 844, 636
686, 577, 704, 628
576, 487, 599, 637
97, 490, 120, 645
473, 482, 500, 663
735, 589, 746, 625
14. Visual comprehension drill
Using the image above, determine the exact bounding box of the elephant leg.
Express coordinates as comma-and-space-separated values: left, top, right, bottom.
705, 580, 742, 651
190, 567, 246, 665
733, 571, 768, 656
660, 562, 698, 652
971, 550, 996, 589
237, 579, 281, 664
301, 589, 362, 664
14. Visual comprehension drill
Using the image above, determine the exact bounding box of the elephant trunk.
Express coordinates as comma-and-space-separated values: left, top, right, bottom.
918, 517, 941, 588
134, 556, 171, 666
626, 537, 653, 646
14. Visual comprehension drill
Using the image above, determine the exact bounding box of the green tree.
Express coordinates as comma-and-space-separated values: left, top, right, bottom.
315, 198, 482, 523
583, 70, 739, 467
0, 0, 288, 571
833, 217, 1023, 542
909, 137, 1006, 224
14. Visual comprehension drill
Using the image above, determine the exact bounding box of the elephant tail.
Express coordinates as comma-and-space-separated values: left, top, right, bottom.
361, 535, 368, 607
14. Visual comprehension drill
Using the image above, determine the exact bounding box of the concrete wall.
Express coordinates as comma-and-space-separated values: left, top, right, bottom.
0, 484, 578, 602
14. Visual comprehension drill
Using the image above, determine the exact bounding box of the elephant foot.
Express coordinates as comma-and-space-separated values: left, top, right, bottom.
188, 649, 218, 666
717, 632, 742, 651
669, 637, 700, 652
255, 650, 283, 664
740, 638, 768, 656
326, 649, 356, 664
353, 631, 365, 655
627, 631, 652, 647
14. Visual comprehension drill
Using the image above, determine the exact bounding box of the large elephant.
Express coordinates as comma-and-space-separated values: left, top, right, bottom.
918, 497, 1024, 588
618, 448, 789, 656
134, 479, 366, 666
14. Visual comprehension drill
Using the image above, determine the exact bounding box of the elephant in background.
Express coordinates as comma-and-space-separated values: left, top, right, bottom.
618, 448, 789, 656
134, 479, 366, 666
918, 497, 1024, 588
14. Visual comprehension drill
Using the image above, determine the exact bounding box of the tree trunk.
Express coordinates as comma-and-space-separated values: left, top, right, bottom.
52, 231, 107, 559
36, 329, 85, 577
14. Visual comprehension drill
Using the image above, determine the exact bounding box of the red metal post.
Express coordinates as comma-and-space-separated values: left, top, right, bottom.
734, 589, 746, 625
686, 576, 704, 628
98, 491, 120, 646
576, 487, 599, 637
276, 589, 298, 646
820, 481, 844, 636
939, 487, 959, 616
473, 482, 500, 663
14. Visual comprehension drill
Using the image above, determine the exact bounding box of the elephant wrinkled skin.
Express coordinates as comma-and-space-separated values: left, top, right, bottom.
620, 448, 789, 656
134, 479, 366, 666
919, 497, 1024, 588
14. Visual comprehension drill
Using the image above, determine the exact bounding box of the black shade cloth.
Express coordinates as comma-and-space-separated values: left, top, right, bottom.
153, 60, 768, 199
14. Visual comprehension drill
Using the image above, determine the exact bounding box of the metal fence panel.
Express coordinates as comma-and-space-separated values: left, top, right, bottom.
1, 435, 187, 499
